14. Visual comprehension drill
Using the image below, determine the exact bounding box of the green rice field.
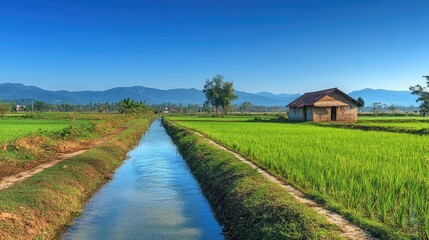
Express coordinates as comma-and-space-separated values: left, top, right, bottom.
358, 117, 429, 131
358, 116, 429, 122
0, 118, 88, 144
166, 115, 274, 122
356, 121, 429, 130
168, 115, 429, 239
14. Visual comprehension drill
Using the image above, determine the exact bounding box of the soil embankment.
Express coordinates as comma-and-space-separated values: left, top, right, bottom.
163, 119, 346, 239
0, 117, 153, 240
0, 128, 125, 191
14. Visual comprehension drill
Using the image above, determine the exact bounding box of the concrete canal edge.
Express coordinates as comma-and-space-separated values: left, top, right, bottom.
0, 117, 154, 240
162, 119, 346, 240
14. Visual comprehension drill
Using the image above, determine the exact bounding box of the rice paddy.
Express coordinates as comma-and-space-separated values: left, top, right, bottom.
0, 118, 81, 143
357, 121, 429, 130
0, 113, 124, 144
168, 115, 429, 238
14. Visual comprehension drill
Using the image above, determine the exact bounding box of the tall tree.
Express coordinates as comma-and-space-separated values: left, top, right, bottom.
357, 97, 365, 112
409, 75, 429, 116
119, 97, 136, 113
357, 97, 365, 107
220, 81, 238, 115
203, 75, 238, 116
203, 75, 223, 114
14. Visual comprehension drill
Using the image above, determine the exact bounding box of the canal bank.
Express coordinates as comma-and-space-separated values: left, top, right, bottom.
163, 119, 344, 239
0, 117, 154, 240
63, 119, 223, 239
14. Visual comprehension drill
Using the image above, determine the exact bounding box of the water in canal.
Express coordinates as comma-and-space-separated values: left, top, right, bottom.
63, 120, 223, 240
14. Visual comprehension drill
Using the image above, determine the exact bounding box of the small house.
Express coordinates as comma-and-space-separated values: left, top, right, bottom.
14, 105, 25, 112
286, 88, 361, 122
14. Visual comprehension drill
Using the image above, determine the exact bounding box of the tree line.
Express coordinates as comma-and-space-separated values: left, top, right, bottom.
0, 98, 152, 116
0, 98, 288, 117
3, 74, 427, 116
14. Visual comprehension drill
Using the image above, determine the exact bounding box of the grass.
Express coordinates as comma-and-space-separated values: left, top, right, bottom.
0, 112, 126, 144
166, 115, 275, 122
357, 121, 429, 130
163, 119, 344, 239
316, 116, 429, 135
356, 117, 429, 132
0, 118, 81, 144
168, 115, 429, 239
358, 116, 429, 122
0, 116, 154, 240
0, 113, 135, 179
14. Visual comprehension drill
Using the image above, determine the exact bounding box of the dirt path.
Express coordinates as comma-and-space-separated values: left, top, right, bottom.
0, 128, 125, 192
193, 131, 376, 240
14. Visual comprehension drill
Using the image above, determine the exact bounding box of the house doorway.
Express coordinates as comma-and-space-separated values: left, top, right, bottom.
331, 107, 337, 121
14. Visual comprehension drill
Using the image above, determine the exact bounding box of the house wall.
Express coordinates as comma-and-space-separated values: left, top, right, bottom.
335, 106, 358, 122
329, 92, 358, 122
288, 107, 305, 121
305, 106, 314, 121
313, 107, 331, 122
312, 106, 357, 122
313, 92, 358, 123
318, 92, 351, 105
288, 107, 314, 122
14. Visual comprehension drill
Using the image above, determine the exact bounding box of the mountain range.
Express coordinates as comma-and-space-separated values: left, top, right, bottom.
0, 83, 418, 107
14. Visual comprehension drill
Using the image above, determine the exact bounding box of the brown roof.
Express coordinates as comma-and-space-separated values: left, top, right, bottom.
286, 88, 361, 108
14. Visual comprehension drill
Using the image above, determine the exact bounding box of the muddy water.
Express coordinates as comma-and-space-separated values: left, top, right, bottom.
63, 120, 223, 240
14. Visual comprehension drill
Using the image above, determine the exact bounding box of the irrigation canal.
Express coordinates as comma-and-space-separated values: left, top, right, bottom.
63, 119, 223, 240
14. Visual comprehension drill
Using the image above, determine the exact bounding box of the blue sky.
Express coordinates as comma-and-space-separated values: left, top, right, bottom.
0, 0, 428, 94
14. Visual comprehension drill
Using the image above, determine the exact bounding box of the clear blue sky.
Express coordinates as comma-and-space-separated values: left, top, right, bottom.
0, 0, 428, 94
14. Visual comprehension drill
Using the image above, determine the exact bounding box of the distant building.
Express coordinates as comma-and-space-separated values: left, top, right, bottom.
286, 88, 361, 122
14, 105, 25, 112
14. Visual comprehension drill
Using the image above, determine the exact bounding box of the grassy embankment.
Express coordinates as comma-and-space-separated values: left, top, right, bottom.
162, 119, 344, 240
0, 115, 154, 240
169, 115, 429, 239
0, 113, 131, 178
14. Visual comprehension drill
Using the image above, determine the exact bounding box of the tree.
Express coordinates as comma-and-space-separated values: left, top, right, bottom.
357, 97, 365, 107
372, 102, 383, 116
119, 97, 136, 112
202, 102, 212, 113
240, 101, 252, 113
0, 101, 11, 117
203, 75, 223, 114
203, 75, 238, 116
357, 97, 365, 112
119, 98, 151, 114
388, 105, 397, 113
409, 75, 429, 116
220, 81, 238, 115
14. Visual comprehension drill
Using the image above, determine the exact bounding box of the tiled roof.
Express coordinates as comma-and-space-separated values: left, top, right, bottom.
286, 88, 361, 108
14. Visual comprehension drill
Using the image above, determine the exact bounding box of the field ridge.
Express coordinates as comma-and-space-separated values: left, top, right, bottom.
190, 128, 375, 240
0, 127, 125, 191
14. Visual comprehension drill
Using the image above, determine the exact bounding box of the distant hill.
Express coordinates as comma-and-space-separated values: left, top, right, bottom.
349, 88, 417, 107
0, 83, 418, 107
255, 92, 301, 103
0, 83, 291, 106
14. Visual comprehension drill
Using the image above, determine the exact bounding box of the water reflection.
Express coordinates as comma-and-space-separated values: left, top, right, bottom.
63, 120, 223, 240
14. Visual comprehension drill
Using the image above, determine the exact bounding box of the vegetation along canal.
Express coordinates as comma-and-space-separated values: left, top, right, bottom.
62, 119, 223, 239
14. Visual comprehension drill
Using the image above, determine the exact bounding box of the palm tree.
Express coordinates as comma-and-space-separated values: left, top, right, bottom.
119, 98, 136, 113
